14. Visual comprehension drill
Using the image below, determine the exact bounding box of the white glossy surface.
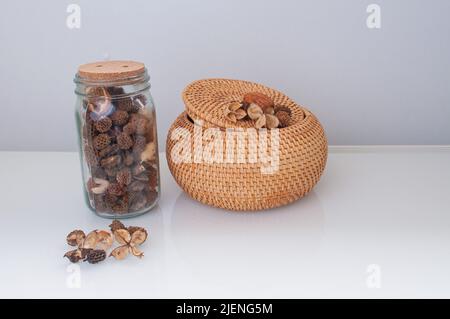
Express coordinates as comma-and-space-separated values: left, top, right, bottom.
0, 147, 449, 298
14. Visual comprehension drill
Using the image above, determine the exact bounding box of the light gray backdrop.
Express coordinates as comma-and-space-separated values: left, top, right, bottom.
0, 0, 449, 151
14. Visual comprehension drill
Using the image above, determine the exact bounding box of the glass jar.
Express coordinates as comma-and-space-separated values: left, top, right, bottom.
74, 60, 159, 218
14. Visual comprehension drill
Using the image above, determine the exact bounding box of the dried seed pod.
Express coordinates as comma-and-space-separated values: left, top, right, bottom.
107, 183, 125, 196
130, 228, 148, 245
140, 142, 156, 162
265, 114, 280, 129
82, 231, 98, 249
116, 168, 132, 186
247, 103, 264, 120
85, 249, 106, 264
110, 110, 129, 126
130, 245, 144, 258
274, 105, 292, 116
95, 230, 113, 250
66, 230, 86, 247
255, 114, 266, 129
109, 220, 126, 232
110, 245, 129, 260
276, 110, 291, 128
64, 248, 93, 263
93, 134, 111, 150
114, 229, 131, 245
117, 133, 133, 150
100, 155, 121, 169
94, 117, 112, 133
64, 249, 84, 263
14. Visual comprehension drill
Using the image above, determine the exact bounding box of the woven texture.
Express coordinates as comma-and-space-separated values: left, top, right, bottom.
166, 79, 328, 211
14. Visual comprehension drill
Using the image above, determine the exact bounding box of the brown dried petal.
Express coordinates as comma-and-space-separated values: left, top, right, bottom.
226, 112, 237, 123
130, 245, 144, 258
255, 115, 266, 129
66, 230, 86, 247
228, 101, 242, 112
82, 231, 98, 249
114, 229, 131, 245
107, 183, 125, 196
247, 104, 264, 120
95, 230, 113, 251
110, 245, 129, 260
130, 229, 148, 246
265, 114, 280, 129
234, 108, 247, 120
64, 249, 83, 263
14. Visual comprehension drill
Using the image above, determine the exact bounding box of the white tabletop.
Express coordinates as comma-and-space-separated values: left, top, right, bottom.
0, 147, 449, 298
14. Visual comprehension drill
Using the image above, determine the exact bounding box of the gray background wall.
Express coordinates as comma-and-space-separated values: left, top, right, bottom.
0, 0, 449, 151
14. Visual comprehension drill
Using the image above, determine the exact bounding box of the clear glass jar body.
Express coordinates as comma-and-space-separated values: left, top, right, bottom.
74, 71, 159, 218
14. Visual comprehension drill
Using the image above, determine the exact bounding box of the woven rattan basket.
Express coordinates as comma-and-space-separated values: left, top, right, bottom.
166, 79, 327, 211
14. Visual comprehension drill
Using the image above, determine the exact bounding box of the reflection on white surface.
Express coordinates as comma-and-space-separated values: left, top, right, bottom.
1, 149, 450, 298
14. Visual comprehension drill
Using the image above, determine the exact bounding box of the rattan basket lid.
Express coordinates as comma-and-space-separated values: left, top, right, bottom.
182, 78, 306, 128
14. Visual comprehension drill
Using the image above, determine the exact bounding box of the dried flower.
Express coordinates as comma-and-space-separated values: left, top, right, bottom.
224, 102, 246, 123
66, 230, 86, 247
274, 105, 292, 116
110, 226, 148, 260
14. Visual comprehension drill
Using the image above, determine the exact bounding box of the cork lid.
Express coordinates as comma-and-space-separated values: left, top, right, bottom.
182, 78, 306, 129
77, 60, 145, 81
